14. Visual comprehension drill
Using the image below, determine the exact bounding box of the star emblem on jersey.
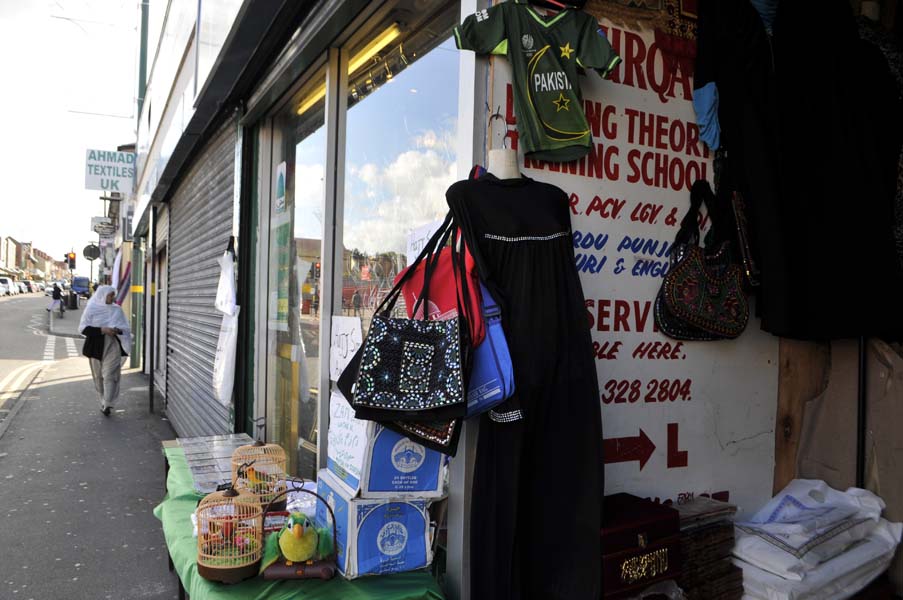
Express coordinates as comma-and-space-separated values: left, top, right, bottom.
559, 42, 574, 59
552, 92, 570, 112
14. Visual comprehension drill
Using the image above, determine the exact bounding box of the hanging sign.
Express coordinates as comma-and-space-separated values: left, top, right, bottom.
490, 21, 778, 518
92, 217, 115, 236
85, 149, 135, 192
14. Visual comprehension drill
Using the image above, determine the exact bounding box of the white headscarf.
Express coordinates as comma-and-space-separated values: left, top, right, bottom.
79, 285, 132, 354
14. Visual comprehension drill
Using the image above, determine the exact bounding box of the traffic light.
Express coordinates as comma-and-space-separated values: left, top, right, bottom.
315, 262, 321, 278
67, 252, 76, 269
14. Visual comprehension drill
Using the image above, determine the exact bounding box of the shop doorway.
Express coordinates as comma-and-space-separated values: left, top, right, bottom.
155, 247, 167, 397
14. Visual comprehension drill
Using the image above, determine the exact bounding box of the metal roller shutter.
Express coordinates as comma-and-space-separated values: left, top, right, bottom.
165, 117, 236, 437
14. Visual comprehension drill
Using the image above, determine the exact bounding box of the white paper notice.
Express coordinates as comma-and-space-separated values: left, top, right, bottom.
329, 316, 363, 382
327, 390, 368, 485
275, 161, 286, 213
406, 219, 445, 265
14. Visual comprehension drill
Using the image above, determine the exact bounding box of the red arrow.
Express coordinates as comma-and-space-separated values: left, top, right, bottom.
604, 429, 656, 471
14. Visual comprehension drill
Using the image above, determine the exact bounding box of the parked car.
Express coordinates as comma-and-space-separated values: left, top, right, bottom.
16, 282, 26, 294
72, 276, 91, 297
23, 281, 35, 292
0, 277, 13, 296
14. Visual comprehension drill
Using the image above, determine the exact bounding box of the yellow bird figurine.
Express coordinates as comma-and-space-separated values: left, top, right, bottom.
278, 513, 319, 563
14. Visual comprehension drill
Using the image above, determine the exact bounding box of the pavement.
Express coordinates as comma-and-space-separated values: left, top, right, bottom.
48, 295, 85, 339
0, 295, 179, 599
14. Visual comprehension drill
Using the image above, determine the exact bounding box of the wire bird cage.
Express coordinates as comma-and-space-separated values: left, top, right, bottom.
196, 487, 264, 583
232, 440, 288, 510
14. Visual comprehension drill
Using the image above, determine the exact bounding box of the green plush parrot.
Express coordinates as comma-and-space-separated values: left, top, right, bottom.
279, 513, 319, 562
260, 512, 334, 574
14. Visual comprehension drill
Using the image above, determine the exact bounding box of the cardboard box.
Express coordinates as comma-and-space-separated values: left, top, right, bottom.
315, 469, 433, 579
327, 391, 445, 498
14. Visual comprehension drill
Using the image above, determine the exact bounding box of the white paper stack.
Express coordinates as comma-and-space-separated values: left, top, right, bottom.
732, 479, 902, 600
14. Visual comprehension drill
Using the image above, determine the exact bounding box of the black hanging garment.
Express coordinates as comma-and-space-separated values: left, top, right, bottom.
772, 0, 903, 340
695, 0, 903, 340
446, 174, 603, 600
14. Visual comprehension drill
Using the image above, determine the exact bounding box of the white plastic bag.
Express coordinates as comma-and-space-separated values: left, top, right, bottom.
213, 307, 239, 406
733, 479, 884, 581
735, 518, 902, 600
214, 251, 237, 316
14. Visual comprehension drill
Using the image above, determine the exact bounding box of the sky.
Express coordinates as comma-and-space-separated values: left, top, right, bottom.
0, 0, 137, 276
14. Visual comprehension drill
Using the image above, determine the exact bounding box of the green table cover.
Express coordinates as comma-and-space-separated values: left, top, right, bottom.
154, 447, 445, 600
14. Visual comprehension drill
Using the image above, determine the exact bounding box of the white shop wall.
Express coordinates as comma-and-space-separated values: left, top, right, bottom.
488, 21, 779, 518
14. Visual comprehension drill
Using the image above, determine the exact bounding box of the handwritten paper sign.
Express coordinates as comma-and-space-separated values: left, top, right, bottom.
406, 219, 445, 265
330, 316, 363, 382
327, 390, 369, 491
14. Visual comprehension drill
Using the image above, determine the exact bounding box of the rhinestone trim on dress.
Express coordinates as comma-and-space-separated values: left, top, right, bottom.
484, 232, 569, 242
489, 409, 524, 423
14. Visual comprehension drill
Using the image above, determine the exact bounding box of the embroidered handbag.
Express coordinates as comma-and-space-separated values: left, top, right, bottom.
656, 180, 749, 340
339, 214, 471, 423
654, 242, 735, 341
466, 282, 515, 416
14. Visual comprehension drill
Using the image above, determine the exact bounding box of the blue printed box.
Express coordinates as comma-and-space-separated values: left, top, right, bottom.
315, 469, 433, 579
327, 392, 445, 498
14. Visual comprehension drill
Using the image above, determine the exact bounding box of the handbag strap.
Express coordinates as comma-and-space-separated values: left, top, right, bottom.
675, 180, 708, 248
374, 212, 453, 318
410, 223, 455, 320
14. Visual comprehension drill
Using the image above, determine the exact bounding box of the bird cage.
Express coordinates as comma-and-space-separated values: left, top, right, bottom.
196, 486, 263, 583
231, 440, 288, 510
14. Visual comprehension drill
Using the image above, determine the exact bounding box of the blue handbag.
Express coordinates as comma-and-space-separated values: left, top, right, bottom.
466, 283, 515, 417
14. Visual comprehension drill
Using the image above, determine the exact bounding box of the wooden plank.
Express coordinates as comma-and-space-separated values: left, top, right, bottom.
773, 339, 831, 494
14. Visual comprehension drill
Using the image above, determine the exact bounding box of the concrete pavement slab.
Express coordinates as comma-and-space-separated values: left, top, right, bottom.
48, 303, 85, 339
0, 356, 177, 599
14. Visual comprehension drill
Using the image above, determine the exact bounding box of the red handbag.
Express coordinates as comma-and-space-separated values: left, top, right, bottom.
394, 240, 485, 347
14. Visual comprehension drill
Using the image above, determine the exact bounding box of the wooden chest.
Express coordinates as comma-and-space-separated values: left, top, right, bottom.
601, 493, 682, 598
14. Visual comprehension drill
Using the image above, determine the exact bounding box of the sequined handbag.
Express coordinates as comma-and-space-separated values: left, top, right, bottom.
339, 215, 470, 423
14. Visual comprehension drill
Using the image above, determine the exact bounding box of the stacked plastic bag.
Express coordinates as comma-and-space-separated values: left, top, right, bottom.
732, 479, 901, 600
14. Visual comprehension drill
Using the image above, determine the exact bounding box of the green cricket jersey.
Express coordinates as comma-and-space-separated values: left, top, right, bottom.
455, 1, 621, 162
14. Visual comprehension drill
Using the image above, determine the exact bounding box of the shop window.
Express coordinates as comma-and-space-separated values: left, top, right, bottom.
339, 1, 460, 336
265, 69, 327, 479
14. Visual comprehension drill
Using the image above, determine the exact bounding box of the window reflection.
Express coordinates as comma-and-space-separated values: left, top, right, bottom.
267, 71, 326, 480
341, 5, 459, 336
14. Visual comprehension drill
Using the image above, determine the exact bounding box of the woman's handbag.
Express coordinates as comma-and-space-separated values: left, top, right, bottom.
466, 283, 515, 416
655, 180, 749, 340
339, 214, 471, 423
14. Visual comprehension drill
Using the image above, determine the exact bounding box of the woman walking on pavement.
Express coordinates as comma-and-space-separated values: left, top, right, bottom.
79, 285, 131, 416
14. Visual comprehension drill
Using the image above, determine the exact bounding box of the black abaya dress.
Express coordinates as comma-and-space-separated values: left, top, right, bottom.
447, 174, 603, 600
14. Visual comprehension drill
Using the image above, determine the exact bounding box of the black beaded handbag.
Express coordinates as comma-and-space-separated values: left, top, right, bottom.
338, 214, 471, 424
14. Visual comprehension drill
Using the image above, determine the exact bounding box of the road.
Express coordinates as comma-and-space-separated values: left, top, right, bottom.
0, 294, 82, 418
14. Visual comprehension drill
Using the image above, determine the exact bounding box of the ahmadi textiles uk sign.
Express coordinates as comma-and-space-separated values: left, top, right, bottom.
85, 149, 135, 192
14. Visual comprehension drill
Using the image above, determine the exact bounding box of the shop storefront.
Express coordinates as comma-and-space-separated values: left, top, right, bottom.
135, 0, 903, 598
249, 0, 461, 481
